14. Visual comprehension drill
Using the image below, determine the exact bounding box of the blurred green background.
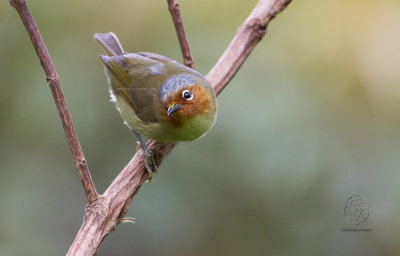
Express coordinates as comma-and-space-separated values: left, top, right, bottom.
1, 0, 400, 255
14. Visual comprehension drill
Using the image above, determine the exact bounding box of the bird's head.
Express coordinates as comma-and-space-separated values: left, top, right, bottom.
159, 74, 217, 129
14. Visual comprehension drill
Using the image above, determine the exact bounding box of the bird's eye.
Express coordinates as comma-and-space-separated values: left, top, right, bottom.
182, 90, 193, 101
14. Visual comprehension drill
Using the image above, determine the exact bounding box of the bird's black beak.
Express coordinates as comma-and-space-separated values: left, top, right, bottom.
167, 103, 182, 116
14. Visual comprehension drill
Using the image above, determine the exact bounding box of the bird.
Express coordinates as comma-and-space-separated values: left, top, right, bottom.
94, 32, 217, 177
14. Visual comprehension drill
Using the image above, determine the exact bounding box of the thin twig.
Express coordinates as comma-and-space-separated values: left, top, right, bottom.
9, 0, 99, 204
167, 0, 195, 69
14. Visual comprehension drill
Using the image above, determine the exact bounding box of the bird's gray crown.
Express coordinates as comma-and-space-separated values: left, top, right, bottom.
159, 74, 197, 101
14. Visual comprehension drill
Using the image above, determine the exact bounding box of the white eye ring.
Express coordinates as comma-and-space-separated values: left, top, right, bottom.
182, 90, 193, 101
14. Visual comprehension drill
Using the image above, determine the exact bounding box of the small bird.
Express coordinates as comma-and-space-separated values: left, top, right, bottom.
94, 32, 217, 177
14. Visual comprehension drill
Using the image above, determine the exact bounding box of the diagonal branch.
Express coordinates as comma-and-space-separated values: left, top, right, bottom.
167, 0, 195, 69
9, 0, 292, 255
9, 0, 99, 205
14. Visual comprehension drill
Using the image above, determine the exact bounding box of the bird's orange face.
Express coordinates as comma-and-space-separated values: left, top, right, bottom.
161, 84, 215, 128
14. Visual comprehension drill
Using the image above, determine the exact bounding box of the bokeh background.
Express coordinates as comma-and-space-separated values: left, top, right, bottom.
1, 0, 400, 255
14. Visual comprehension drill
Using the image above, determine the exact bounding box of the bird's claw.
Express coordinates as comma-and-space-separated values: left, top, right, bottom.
143, 149, 158, 183
133, 132, 158, 182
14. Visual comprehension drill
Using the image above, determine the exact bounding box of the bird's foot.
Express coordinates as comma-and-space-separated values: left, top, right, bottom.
120, 217, 135, 224
133, 132, 158, 182
143, 149, 158, 183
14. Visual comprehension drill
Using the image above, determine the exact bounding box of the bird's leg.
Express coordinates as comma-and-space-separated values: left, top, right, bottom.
132, 130, 159, 180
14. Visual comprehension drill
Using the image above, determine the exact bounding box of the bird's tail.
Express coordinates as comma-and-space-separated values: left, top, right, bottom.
94, 32, 124, 56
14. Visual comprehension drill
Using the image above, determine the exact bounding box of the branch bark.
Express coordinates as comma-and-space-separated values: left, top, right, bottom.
9, 0, 292, 255
9, 0, 99, 205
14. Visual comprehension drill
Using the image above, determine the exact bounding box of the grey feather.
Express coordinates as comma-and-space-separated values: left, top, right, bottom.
158, 74, 197, 101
